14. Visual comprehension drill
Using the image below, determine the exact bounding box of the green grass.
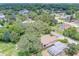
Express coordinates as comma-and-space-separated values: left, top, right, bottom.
51, 24, 63, 34
0, 42, 18, 56
75, 13, 79, 19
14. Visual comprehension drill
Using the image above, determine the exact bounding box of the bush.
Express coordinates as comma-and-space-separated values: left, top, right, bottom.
66, 43, 79, 56
2, 30, 11, 42
0, 33, 3, 41
63, 27, 79, 41
74, 33, 79, 40
63, 27, 76, 38
10, 31, 20, 43
57, 39, 68, 43
18, 50, 30, 56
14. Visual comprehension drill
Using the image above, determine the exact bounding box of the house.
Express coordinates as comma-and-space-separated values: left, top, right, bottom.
61, 15, 72, 22
41, 35, 57, 48
59, 23, 71, 30
19, 9, 29, 15
55, 11, 66, 17
47, 42, 67, 56
0, 13, 5, 19
71, 20, 79, 26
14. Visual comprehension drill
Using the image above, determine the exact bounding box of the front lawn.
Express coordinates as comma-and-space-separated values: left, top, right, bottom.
0, 42, 18, 56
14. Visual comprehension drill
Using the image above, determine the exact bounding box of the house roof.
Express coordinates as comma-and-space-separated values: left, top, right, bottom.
71, 20, 79, 26
60, 23, 71, 30
0, 13, 5, 19
41, 35, 57, 46
19, 9, 29, 15
47, 42, 67, 56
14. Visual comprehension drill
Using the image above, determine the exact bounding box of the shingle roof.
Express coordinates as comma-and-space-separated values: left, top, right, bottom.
48, 42, 67, 56
19, 9, 29, 15
41, 35, 57, 47
60, 23, 71, 30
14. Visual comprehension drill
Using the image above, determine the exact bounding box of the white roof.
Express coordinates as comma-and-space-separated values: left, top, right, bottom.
48, 42, 67, 55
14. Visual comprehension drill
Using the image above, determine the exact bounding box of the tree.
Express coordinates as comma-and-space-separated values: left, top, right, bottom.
34, 12, 53, 25
16, 14, 28, 21
0, 28, 9, 41
0, 33, 3, 41
8, 19, 25, 35
74, 33, 79, 40
63, 27, 79, 41
2, 30, 11, 42
25, 20, 51, 35
66, 43, 79, 56
28, 11, 37, 20
63, 27, 76, 38
10, 31, 20, 43
17, 33, 42, 56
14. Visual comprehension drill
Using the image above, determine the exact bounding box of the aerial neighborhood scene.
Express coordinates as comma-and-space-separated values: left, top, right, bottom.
0, 3, 79, 56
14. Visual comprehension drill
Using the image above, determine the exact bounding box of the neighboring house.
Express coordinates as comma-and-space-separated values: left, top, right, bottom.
0, 13, 5, 19
55, 11, 66, 17
71, 20, 79, 26
47, 42, 67, 56
41, 35, 57, 48
60, 15, 72, 22
19, 9, 29, 15
59, 23, 71, 30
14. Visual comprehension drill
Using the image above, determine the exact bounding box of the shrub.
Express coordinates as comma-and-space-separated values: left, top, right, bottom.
10, 31, 20, 43
74, 33, 79, 40
57, 39, 68, 43
18, 51, 30, 56
2, 30, 11, 42
66, 43, 79, 56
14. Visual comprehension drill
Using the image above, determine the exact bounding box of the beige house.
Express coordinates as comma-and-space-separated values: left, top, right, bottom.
41, 35, 57, 48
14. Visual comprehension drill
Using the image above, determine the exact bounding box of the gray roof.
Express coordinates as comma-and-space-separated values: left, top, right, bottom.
48, 42, 67, 56
19, 9, 29, 15
0, 13, 5, 19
